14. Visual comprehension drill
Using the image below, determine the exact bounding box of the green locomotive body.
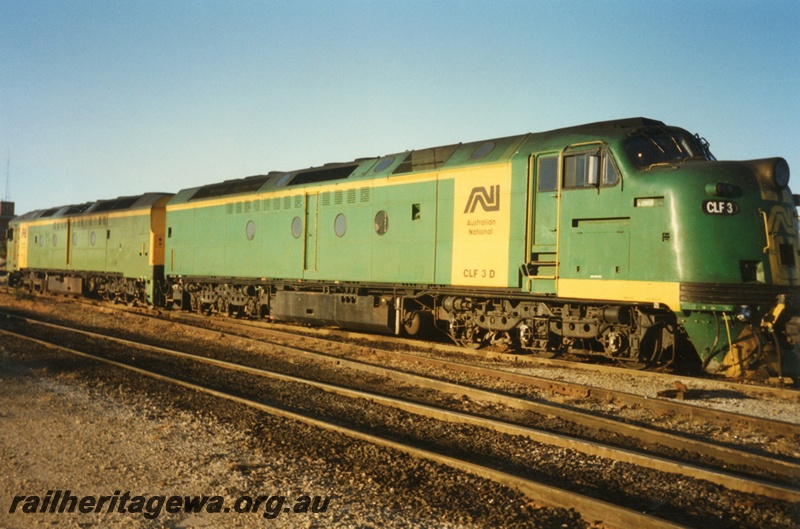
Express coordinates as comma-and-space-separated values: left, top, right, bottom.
8, 118, 799, 377
163, 118, 799, 377
7, 193, 172, 305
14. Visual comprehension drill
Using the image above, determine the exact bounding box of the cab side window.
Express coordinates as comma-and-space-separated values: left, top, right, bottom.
563, 151, 619, 189
538, 156, 558, 192
564, 153, 599, 188
603, 155, 619, 185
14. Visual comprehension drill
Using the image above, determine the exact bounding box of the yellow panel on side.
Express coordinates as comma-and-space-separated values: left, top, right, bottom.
558, 278, 681, 311
450, 164, 512, 287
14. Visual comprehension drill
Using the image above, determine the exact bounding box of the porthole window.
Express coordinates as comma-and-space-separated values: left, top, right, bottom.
471, 142, 495, 160
91, 231, 97, 246
374, 210, 389, 235
291, 217, 303, 239
53, 234, 58, 247
334, 213, 347, 237
373, 157, 395, 173
73, 233, 78, 246
245, 220, 256, 241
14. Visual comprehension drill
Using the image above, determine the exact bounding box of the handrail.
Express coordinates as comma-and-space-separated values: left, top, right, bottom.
758, 208, 773, 254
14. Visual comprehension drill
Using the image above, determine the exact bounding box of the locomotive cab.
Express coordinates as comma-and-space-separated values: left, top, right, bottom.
516, 120, 799, 379
618, 126, 800, 378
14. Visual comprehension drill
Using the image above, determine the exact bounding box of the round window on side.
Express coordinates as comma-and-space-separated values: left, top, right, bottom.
245, 220, 256, 241
374, 210, 389, 235
291, 217, 303, 239
334, 213, 347, 237
90, 231, 97, 246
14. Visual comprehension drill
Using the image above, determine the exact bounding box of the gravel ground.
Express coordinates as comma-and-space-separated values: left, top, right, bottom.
0, 330, 584, 528
4, 294, 797, 468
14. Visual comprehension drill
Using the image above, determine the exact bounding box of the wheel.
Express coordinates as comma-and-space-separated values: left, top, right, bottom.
616, 358, 648, 370
402, 311, 422, 336
456, 324, 487, 349
190, 295, 202, 314
531, 349, 558, 359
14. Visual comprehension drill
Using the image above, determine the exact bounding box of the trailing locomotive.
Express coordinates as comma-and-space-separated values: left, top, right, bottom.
7, 118, 800, 379
6, 193, 172, 305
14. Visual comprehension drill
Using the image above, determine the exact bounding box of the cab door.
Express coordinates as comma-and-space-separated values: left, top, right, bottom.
558, 146, 628, 283
523, 153, 560, 293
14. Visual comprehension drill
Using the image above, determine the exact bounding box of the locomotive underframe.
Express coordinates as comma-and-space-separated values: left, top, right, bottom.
10, 268, 157, 306
165, 275, 688, 369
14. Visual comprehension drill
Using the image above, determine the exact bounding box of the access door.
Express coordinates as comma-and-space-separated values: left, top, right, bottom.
303, 193, 318, 273
66, 219, 73, 267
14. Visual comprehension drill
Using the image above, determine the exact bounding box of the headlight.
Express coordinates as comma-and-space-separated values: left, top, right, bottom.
774, 158, 790, 189
746, 158, 791, 191
705, 183, 737, 197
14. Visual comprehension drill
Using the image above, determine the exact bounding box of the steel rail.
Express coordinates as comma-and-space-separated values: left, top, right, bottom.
0, 328, 689, 529
7, 289, 800, 402
105, 312, 800, 477
345, 345, 800, 437
192, 314, 800, 436
2, 316, 798, 502
219, 312, 800, 401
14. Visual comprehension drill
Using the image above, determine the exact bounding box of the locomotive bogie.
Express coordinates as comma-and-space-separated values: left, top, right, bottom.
169, 280, 269, 318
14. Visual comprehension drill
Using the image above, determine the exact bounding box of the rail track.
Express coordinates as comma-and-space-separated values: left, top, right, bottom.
60, 297, 800, 452
0, 301, 797, 528
81, 291, 800, 396
172, 312, 800, 429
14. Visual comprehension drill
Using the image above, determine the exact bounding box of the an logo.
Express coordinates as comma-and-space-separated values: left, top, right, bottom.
768, 204, 796, 236
464, 185, 501, 213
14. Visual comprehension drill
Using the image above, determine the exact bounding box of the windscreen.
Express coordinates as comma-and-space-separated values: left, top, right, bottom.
625, 127, 715, 168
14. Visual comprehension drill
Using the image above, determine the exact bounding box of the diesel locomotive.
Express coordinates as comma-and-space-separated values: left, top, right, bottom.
6, 193, 172, 305
7, 118, 800, 379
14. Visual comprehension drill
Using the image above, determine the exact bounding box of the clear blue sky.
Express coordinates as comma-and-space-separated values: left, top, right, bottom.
2, 0, 798, 214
